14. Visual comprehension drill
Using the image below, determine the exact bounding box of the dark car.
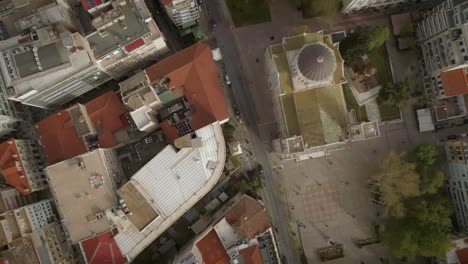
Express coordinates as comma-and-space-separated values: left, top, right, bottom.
258, 164, 264, 174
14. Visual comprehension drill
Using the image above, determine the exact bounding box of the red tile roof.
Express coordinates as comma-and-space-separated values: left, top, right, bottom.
124, 38, 145, 53
224, 195, 271, 239
196, 229, 229, 264
161, 0, 172, 6
81, 231, 125, 264
441, 68, 468, 97
36, 91, 127, 164
457, 247, 468, 264
80, 0, 104, 11
85, 91, 128, 148
239, 245, 262, 264
0, 140, 32, 195
145, 43, 229, 142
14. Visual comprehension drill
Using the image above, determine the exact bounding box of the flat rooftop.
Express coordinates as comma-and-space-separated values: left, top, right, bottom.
3, 236, 40, 263
119, 181, 158, 231
46, 149, 119, 243
86, 0, 150, 59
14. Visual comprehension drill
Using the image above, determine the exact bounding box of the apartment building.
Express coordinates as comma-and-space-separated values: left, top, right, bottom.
0, 200, 74, 263
0, 25, 112, 109
0, 186, 35, 213
172, 195, 279, 264
0, 0, 167, 109
446, 136, 468, 230
36, 91, 128, 165
0, 139, 47, 195
341, 0, 407, 13
161, 0, 200, 28
85, 0, 168, 79
119, 43, 229, 135
45, 148, 125, 243
417, 0, 468, 121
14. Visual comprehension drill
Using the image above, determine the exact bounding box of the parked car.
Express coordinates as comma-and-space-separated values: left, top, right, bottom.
225, 74, 231, 85
257, 164, 264, 174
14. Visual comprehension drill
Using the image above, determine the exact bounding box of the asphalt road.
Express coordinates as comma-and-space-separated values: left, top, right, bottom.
203, 1, 298, 263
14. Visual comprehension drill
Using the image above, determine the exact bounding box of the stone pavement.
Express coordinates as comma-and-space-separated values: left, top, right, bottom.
365, 100, 382, 122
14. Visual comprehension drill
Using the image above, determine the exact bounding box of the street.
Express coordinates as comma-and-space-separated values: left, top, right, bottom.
203, 1, 299, 263
202, 0, 468, 262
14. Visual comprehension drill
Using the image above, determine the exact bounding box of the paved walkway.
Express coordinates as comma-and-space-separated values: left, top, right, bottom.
366, 100, 382, 122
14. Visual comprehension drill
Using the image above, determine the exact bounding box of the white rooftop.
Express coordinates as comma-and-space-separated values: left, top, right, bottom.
110, 121, 226, 261
417, 108, 435, 132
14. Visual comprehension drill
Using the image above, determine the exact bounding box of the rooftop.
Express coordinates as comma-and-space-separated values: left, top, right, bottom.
80, 230, 126, 264
145, 43, 229, 142
110, 121, 226, 261
441, 67, 468, 97
238, 245, 263, 264
45, 149, 122, 243
458, 247, 468, 264
195, 229, 229, 264
119, 181, 158, 231
223, 195, 271, 239
0, 139, 31, 195
86, 0, 151, 59
36, 91, 128, 164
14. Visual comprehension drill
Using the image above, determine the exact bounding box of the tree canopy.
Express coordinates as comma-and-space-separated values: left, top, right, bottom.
339, 26, 390, 64
373, 152, 420, 217
377, 82, 412, 107
408, 144, 445, 194
375, 145, 452, 259
381, 195, 453, 259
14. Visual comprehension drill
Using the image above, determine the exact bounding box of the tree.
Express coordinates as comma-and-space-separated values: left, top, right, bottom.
339, 26, 390, 65
411, 144, 440, 166
377, 82, 412, 106
372, 152, 420, 217
381, 194, 453, 259
408, 144, 446, 194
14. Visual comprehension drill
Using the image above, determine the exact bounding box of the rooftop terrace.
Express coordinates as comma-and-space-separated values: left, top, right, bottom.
46, 149, 122, 243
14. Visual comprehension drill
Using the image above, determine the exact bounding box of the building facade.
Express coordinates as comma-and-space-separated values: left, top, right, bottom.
417, 0, 468, 121
341, 0, 407, 13
0, 25, 112, 109
0, 200, 75, 263
0, 0, 167, 109
0, 186, 35, 213
446, 136, 468, 230
161, 0, 200, 28
0, 139, 47, 195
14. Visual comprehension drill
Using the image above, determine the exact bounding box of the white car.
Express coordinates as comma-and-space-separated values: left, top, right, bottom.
225, 74, 231, 85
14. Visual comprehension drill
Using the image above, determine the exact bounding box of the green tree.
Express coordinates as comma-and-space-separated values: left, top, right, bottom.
411, 144, 440, 166
382, 194, 453, 259
372, 152, 420, 217
377, 82, 412, 106
339, 26, 390, 65
408, 144, 446, 194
